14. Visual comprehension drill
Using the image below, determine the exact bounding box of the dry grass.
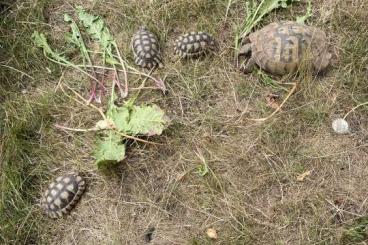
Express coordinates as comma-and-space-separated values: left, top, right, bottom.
1, 0, 368, 244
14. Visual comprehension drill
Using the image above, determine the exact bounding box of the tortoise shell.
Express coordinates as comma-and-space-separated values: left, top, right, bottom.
132, 26, 163, 69
41, 173, 85, 218
174, 31, 216, 58
242, 21, 331, 75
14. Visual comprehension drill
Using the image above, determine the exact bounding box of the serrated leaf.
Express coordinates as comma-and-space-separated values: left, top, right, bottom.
76, 7, 115, 59
64, 13, 91, 65
125, 105, 167, 136
107, 103, 167, 136
94, 131, 125, 168
32, 31, 70, 64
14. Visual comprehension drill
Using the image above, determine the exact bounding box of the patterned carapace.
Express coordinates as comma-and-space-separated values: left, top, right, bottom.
239, 21, 331, 75
132, 26, 163, 69
174, 31, 216, 58
41, 173, 85, 218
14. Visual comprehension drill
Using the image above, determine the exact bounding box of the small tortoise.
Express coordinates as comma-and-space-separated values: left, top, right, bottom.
41, 173, 85, 218
132, 26, 163, 69
239, 21, 331, 75
174, 31, 216, 58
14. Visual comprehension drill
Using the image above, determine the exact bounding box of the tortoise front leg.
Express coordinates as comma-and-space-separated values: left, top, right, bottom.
240, 57, 256, 74
238, 43, 255, 72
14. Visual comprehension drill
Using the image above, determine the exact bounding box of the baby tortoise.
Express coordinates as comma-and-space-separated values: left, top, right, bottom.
174, 31, 216, 58
239, 21, 332, 75
41, 172, 86, 218
132, 26, 163, 69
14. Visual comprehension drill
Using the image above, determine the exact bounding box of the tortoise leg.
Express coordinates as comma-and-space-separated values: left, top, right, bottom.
237, 42, 253, 69
241, 57, 256, 74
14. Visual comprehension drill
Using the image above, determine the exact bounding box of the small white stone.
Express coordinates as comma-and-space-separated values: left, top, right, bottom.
332, 118, 349, 134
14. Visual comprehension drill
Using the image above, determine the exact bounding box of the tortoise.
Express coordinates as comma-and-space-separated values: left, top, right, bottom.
174, 31, 216, 58
239, 21, 332, 75
41, 172, 86, 218
132, 26, 163, 69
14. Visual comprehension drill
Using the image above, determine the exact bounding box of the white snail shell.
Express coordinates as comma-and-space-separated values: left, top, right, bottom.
332, 118, 350, 134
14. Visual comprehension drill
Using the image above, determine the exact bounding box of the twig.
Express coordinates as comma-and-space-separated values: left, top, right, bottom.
343, 101, 368, 119
80, 64, 158, 83
114, 130, 163, 145
225, 0, 233, 20
63, 83, 106, 120
114, 43, 129, 97
248, 82, 297, 122
45, 56, 101, 84
54, 124, 99, 132
54, 123, 160, 145
135, 68, 154, 92
0, 64, 34, 80
130, 86, 162, 91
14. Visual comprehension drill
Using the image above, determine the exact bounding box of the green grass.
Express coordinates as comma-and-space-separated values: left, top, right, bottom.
0, 94, 55, 243
341, 217, 368, 243
0, 1, 60, 243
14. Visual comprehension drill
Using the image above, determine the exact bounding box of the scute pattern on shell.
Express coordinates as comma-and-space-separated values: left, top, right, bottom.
132, 26, 163, 69
247, 21, 331, 75
174, 31, 216, 58
41, 173, 85, 218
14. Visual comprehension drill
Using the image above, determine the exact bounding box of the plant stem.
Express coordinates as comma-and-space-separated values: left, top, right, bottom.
344, 101, 368, 119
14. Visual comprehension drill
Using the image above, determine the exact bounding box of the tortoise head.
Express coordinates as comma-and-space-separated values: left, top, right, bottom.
314, 50, 332, 73
209, 38, 219, 51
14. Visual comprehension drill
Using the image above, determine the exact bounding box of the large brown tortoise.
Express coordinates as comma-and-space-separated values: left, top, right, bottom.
239, 21, 332, 75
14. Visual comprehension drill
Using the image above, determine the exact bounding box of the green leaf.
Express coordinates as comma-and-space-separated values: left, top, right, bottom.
238, 0, 301, 39
105, 56, 120, 65
64, 13, 91, 65
106, 103, 130, 131
93, 131, 126, 168
76, 7, 116, 60
32, 31, 70, 64
125, 105, 167, 136
257, 70, 289, 92
296, 0, 312, 24
107, 102, 168, 136
197, 162, 209, 177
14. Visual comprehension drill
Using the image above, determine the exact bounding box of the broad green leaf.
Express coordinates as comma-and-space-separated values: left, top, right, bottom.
106, 103, 130, 131
125, 105, 167, 136
94, 131, 125, 168
106, 100, 168, 136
